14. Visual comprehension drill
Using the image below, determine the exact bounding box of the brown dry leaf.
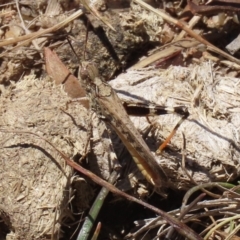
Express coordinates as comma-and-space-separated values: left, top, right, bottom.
44, 47, 87, 102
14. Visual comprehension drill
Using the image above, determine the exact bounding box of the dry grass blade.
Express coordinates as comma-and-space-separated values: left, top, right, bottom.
128, 183, 240, 238
204, 215, 240, 239
181, 182, 240, 211
0, 9, 83, 54
91, 222, 101, 240
166, 193, 206, 239
14, 0, 40, 52
130, 39, 200, 68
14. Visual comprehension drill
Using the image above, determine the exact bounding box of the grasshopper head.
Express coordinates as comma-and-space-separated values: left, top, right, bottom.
79, 62, 112, 97
80, 62, 99, 83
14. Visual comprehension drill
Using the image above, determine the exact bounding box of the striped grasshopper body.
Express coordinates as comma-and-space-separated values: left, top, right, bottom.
79, 62, 188, 190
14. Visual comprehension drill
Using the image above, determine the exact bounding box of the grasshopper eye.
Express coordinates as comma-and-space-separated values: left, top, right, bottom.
85, 63, 99, 81
79, 67, 89, 81
80, 62, 99, 82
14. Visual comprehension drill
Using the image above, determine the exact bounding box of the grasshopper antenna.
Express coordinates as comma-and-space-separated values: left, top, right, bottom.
66, 36, 82, 68
66, 13, 90, 67
83, 20, 90, 61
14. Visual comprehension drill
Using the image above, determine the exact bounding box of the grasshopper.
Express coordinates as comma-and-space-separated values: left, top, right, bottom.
79, 62, 189, 191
